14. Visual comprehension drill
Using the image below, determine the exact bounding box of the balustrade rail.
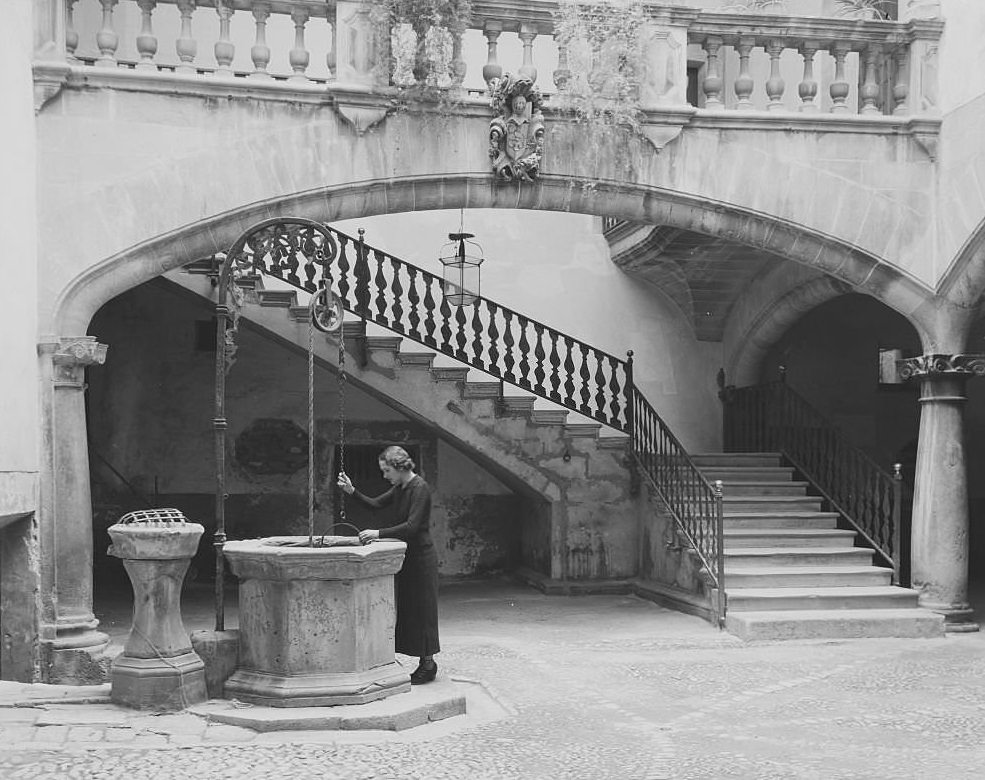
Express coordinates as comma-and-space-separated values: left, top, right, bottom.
631, 387, 725, 626
53, 0, 941, 120
224, 219, 632, 430
722, 379, 903, 580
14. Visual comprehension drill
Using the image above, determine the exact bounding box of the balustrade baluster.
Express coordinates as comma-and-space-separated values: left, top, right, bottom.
548, 334, 562, 401
336, 235, 352, 307
830, 44, 851, 113
502, 311, 517, 383
289, 7, 311, 82
553, 41, 571, 93
454, 304, 469, 360
594, 358, 607, 421
470, 305, 484, 369
451, 28, 466, 93
354, 233, 372, 318
482, 21, 503, 91
326, 15, 336, 80
66, 0, 79, 62
702, 37, 724, 109
533, 323, 546, 392
765, 40, 785, 111
373, 251, 389, 326
799, 42, 819, 112
518, 24, 538, 83
250, 3, 272, 79
135, 0, 158, 71
608, 355, 622, 426
214, 2, 235, 78
578, 344, 592, 414
388, 258, 404, 332
562, 338, 576, 407
175, 0, 197, 74
406, 266, 421, 340
860, 44, 882, 115
423, 275, 438, 347
517, 316, 532, 388
438, 289, 453, 353
486, 302, 501, 377
96, 0, 120, 69
893, 49, 909, 115
734, 37, 755, 110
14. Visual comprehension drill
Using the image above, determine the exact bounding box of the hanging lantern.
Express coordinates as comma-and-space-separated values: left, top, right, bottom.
439, 231, 484, 306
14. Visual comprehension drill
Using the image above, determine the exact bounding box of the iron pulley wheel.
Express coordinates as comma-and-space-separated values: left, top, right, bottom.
311, 284, 344, 334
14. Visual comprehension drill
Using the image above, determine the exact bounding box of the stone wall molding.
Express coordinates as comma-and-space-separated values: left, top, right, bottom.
897, 353, 985, 380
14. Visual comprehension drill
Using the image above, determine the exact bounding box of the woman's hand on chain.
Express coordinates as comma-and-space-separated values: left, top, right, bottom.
337, 472, 355, 495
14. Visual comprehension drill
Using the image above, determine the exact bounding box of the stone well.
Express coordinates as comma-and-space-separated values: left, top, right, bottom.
222, 537, 411, 707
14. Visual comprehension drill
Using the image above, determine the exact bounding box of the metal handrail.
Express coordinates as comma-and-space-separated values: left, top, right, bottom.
631, 387, 725, 627
722, 379, 903, 581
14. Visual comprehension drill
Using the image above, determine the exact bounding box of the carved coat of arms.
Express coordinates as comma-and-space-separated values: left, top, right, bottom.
489, 75, 545, 182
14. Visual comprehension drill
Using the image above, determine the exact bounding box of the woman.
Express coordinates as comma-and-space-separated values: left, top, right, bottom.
336, 446, 440, 685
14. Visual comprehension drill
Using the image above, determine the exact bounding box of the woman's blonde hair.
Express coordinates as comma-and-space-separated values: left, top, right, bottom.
379, 445, 415, 472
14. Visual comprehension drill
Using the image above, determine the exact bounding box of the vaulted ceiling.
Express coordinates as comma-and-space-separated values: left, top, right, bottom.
607, 223, 783, 341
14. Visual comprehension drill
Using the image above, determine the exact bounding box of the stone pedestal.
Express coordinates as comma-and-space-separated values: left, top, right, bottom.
223, 537, 410, 707
108, 520, 208, 710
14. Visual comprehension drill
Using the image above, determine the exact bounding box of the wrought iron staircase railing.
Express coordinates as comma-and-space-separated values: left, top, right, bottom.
211, 217, 725, 623
721, 379, 904, 583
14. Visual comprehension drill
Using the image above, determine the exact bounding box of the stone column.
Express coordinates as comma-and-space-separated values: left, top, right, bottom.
39, 336, 110, 681
898, 353, 985, 632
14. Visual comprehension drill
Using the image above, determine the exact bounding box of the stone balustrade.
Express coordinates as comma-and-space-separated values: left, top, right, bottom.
41, 1, 943, 124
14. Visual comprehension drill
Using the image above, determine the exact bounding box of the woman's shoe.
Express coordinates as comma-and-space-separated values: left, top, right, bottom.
410, 660, 437, 685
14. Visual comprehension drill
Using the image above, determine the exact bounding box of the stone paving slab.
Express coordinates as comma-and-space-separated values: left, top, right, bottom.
0, 580, 983, 779
188, 678, 470, 732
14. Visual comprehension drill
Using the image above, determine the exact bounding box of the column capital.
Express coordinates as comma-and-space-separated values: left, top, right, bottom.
897, 353, 985, 381
52, 336, 108, 368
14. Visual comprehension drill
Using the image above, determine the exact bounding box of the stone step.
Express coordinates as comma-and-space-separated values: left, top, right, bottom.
431, 367, 469, 383
288, 304, 310, 323
725, 608, 945, 641
398, 352, 435, 370
365, 335, 403, 353
564, 423, 601, 439
724, 565, 893, 589
342, 321, 366, 339
257, 289, 297, 307
598, 435, 631, 450
463, 382, 502, 399
724, 547, 875, 568
723, 512, 840, 530
691, 453, 783, 468
500, 396, 535, 416
724, 528, 857, 549
699, 466, 796, 483
531, 409, 569, 426
726, 586, 919, 612
716, 481, 810, 497
723, 496, 824, 513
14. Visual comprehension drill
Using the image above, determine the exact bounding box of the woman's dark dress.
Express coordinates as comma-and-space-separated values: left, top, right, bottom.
352, 475, 440, 657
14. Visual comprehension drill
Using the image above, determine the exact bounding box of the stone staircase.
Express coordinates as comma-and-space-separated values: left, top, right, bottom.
166, 268, 638, 582
693, 452, 944, 641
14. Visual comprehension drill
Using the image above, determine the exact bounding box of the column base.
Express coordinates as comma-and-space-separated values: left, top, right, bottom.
111, 651, 208, 711
224, 661, 411, 708
43, 629, 112, 684
918, 599, 980, 633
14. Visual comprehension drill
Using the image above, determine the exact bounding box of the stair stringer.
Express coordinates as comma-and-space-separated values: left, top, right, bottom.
164, 272, 641, 585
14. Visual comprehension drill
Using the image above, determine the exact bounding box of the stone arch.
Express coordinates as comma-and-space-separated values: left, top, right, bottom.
939, 214, 985, 314
56, 174, 938, 339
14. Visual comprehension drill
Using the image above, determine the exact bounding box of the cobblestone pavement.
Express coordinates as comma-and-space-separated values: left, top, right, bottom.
2, 579, 984, 779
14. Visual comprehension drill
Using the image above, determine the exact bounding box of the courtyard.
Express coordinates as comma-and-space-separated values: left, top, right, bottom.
1, 577, 984, 779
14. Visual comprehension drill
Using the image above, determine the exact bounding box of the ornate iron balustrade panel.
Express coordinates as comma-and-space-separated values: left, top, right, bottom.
227, 219, 631, 430
631, 388, 725, 626
723, 381, 902, 579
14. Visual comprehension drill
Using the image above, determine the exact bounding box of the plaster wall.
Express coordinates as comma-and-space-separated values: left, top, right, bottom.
1, 0, 40, 497
37, 85, 948, 336
86, 281, 521, 582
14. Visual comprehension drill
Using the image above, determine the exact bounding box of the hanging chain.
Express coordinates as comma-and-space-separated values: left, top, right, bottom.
337, 336, 347, 529
307, 291, 317, 548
